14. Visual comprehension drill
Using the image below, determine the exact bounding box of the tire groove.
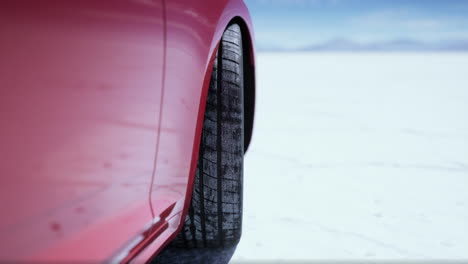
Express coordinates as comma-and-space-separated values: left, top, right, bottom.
223, 40, 241, 47
198, 131, 207, 247
221, 68, 240, 76
181, 225, 188, 248
216, 39, 225, 247
188, 204, 197, 247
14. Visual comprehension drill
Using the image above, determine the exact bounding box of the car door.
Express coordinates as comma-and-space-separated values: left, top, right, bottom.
0, 1, 164, 261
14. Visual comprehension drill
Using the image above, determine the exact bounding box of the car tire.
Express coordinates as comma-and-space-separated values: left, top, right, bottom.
171, 23, 244, 248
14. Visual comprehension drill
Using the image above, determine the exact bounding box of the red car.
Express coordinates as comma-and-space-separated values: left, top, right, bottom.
0, 1, 255, 262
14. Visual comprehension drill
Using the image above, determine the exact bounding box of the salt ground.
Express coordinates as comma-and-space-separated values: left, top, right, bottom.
231, 52, 468, 262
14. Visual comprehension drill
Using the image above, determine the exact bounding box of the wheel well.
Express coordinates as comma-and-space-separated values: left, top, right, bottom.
229, 17, 255, 153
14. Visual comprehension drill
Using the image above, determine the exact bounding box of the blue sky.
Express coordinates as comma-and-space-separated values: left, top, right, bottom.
244, 0, 468, 50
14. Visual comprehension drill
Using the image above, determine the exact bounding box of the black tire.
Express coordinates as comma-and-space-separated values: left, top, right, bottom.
171, 23, 244, 248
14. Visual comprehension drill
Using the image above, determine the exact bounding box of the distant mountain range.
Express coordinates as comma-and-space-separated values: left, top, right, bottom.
259, 38, 468, 52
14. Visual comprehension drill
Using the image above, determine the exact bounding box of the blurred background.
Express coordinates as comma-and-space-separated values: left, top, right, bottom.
247, 0, 468, 52
232, 0, 468, 262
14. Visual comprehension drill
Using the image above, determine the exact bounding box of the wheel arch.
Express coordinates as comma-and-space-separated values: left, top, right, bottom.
162, 4, 256, 254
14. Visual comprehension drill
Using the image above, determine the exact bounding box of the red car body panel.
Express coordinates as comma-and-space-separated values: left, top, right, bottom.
0, 0, 254, 263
